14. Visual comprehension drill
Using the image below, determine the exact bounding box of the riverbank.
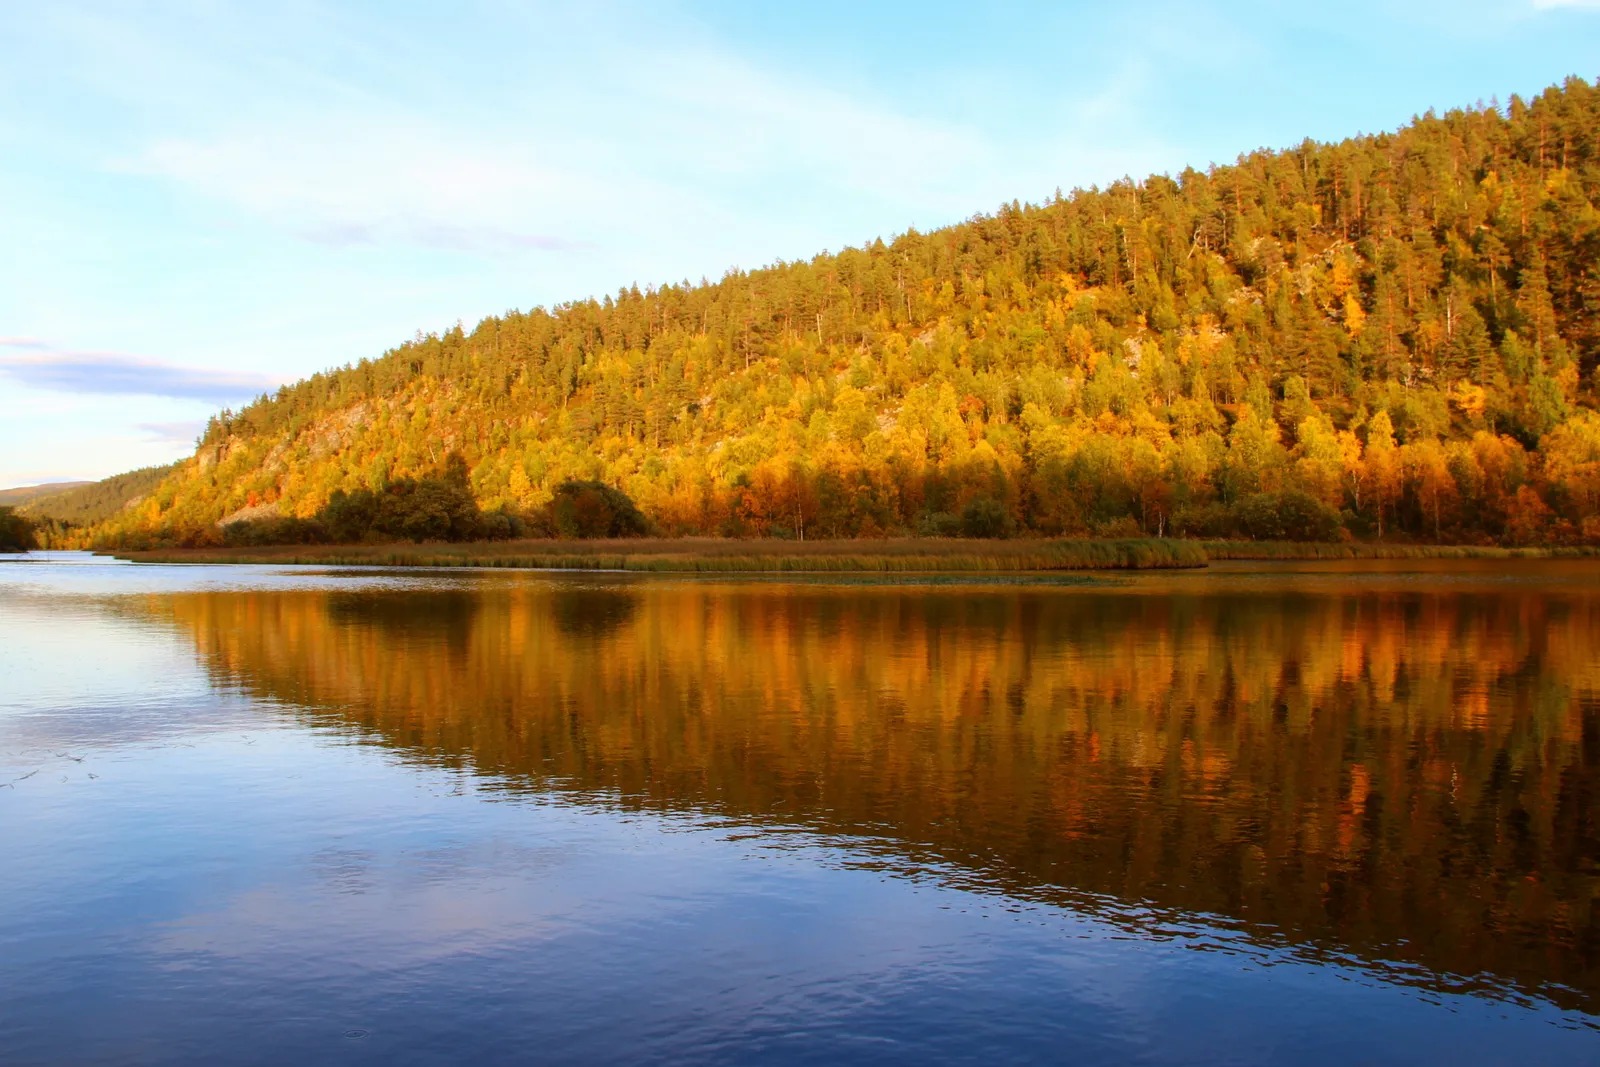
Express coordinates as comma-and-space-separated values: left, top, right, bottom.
1199, 541, 1600, 560
102, 536, 1600, 571
112, 537, 1206, 571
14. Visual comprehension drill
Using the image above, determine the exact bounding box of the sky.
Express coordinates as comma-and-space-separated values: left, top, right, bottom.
2, 1, 1599, 489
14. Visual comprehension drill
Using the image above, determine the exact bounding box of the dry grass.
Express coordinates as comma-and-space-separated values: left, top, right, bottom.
114, 536, 1208, 571
110, 536, 1600, 571
1200, 540, 1600, 560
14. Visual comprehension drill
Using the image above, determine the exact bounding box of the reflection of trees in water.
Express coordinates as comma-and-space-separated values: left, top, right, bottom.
551, 589, 637, 638
147, 582, 1600, 1015
327, 590, 480, 655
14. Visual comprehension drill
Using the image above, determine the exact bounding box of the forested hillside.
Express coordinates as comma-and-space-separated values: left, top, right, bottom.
0, 482, 90, 507
24, 463, 177, 524
91, 78, 1600, 547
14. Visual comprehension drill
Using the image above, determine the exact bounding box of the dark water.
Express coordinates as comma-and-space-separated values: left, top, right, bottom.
2, 552, 1598, 1065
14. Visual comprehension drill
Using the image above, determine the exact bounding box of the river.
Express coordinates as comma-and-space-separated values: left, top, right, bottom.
1, 552, 1596, 1064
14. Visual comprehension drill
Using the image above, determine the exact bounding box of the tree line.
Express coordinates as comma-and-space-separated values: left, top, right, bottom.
215, 457, 650, 545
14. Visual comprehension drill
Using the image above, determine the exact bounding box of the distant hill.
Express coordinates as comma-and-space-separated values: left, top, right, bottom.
82, 78, 1600, 548
25, 464, 180, 527
0, 482, 92, 507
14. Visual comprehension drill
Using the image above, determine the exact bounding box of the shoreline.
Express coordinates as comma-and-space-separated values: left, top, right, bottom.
96, 537, 1600, 572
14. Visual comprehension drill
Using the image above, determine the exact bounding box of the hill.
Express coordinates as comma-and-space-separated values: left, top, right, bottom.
87, 78, 1600, 549
25, 464, 180, 528
0, 482, 91, 507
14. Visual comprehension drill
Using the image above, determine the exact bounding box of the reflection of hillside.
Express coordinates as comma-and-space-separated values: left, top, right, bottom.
149, 580, 1599, 1012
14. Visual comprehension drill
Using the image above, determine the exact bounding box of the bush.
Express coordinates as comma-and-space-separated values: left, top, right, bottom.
215, 476, 507, 547
1092, 516, 1143, 538
1171, 503, 1234, 539
374, 477, 479, 542
1240, 491, 1342, 542
313, 455, 483, 544
959, 498, 1014, 539
475, 508, 525, 541
547, 481, 650, 539
1173, 492, 1342, 543
915, 511, 962, 537
1281, 491, 1344, 542
320, 489, 381, 543
208, 453, 502, 547
221, 516, 327, 546
0, 506, 37, 551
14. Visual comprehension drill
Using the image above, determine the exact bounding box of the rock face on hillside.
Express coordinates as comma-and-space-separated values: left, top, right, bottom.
216, 501, 281, 528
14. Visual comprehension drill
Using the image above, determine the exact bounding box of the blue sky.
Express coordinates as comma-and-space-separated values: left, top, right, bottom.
2, 0, 1598, 488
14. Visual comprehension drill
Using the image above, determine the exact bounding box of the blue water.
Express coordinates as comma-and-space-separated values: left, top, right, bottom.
1, 552, 1596, 1065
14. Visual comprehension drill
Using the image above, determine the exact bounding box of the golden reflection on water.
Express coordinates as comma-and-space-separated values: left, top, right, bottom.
135, 571, 1600, 1012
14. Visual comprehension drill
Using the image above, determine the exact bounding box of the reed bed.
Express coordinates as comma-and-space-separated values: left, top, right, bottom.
113, 537, 1600, 571
1200, 541, 1600, 560
116, 537, 1208, 571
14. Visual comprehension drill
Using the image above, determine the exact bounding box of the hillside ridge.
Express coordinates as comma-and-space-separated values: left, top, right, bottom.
0, 482, 91, 507
85, 78, 1600, 548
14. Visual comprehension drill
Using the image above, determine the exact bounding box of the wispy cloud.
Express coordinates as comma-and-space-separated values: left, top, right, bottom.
296, 220, 580, 253
138, 419, 208, 448
109, 6, 1007, 263
130, 117, 610, 256
0, 340, 283, 403
411, 226, 581, 254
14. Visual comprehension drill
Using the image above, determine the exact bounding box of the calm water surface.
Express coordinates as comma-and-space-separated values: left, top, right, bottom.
2, 551, 1597, 1065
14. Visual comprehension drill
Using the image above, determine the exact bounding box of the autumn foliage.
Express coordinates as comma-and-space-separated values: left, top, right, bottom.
82, 79, 1600, 548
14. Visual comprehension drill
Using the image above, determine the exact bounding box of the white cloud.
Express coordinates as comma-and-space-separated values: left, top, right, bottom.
0, 340, 284, 403
125, 64, 991, 261
93, 3, 1027, 266
133, 118, 591, 242
0, 379, 219, 484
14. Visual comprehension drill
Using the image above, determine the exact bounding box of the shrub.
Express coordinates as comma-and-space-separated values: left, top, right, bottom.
915, 511, 962, 537
0, 506, 37, 551
475, 508, 525, 541
211, 454, 495, 546
375, 477, 479, 542
548, 480, 650, 539
959, 498, 1014, 539
1244, 491, 1342, 542
1092, 516, 1143, 538
221, 516, 327, 546
1171, 503, 1234, 539
320, 489, 381, 543
1173, 492, 1342, 542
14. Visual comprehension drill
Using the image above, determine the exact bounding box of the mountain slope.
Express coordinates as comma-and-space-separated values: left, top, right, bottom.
26, 464, 180, 527
0, 482, 91, 507
91, 78, 1600, 547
